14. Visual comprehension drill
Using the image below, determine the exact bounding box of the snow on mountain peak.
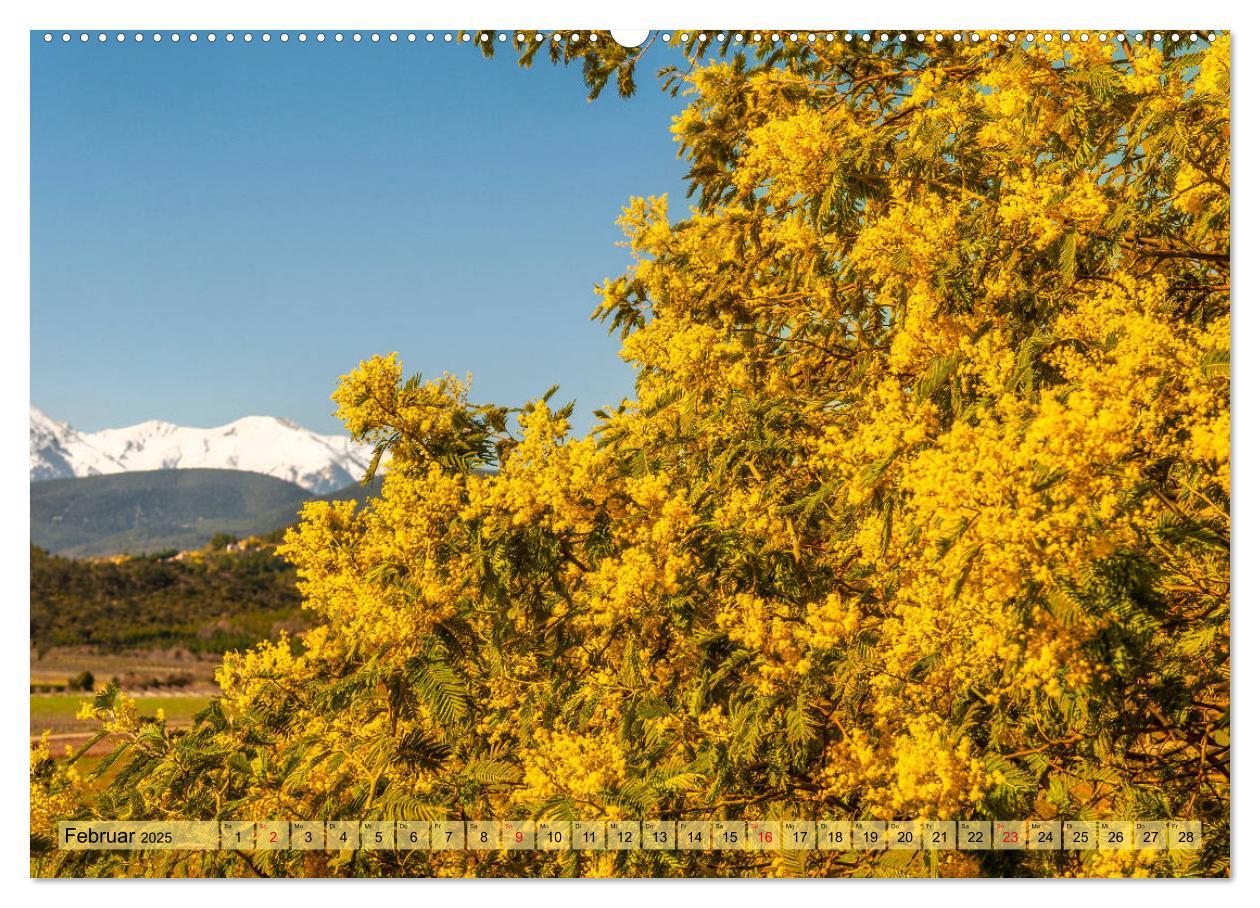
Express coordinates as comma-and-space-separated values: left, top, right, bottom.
29, 407, 375, 493
30, 406, 61, 430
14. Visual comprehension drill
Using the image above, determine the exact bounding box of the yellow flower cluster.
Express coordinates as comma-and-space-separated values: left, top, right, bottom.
822, 718, 987, 819
516, 728, 628, 812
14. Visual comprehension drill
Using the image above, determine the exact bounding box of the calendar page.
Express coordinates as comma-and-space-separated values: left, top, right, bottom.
26, 13, 1230, 884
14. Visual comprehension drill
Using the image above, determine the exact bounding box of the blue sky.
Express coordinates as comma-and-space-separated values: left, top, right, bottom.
31, 33, 691, 435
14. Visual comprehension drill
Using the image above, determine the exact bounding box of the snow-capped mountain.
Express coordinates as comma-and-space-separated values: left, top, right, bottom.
30, 408, 126, 481
30, 407, 375, 494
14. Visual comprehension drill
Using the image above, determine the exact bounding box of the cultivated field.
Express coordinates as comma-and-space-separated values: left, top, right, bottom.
31, 647, 220, 753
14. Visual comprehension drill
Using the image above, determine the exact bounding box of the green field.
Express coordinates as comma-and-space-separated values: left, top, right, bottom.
31, 693, 213, 737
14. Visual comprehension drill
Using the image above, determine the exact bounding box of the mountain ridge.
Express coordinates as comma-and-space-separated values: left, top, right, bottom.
30, 407, 373, 494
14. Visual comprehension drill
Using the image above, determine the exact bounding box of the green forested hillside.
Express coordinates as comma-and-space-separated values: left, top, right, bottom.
30, 544, 306, 653
29, 473, 388, 652
31, 469, 313, 556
